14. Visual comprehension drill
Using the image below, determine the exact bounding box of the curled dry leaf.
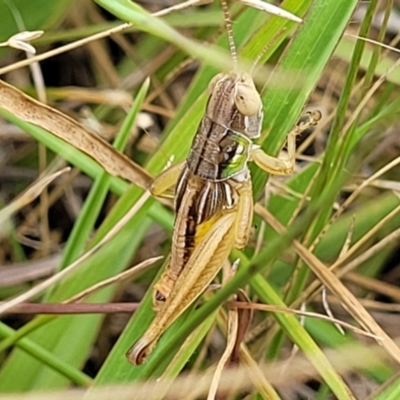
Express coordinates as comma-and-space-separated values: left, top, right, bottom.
0, 79, 153, 189
7, 40, 36, 54
1, 30, 44, 54
9, 30, 44, 42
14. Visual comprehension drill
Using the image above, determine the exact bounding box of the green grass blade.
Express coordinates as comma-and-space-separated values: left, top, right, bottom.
0, 322, 92, 387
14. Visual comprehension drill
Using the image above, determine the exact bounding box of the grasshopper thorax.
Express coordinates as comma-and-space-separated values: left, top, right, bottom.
187, 71, 263, 182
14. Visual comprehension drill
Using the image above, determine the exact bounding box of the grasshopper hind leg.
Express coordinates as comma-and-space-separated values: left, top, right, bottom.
233, 111, 321, 248
150, 162, 186, 310
153, 255, 175, 311
232, 177, 254, 250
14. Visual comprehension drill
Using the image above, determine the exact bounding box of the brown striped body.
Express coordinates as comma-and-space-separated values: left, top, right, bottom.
125, 0, 310, 366
153, 71, 263, 308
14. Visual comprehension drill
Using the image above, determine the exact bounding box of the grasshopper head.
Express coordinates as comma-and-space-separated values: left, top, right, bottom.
234, 73, 261, 117
207, 71, 263, 140
208, 72, 261, 115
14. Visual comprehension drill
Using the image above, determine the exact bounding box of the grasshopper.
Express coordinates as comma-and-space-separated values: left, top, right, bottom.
127, 0, 320, 365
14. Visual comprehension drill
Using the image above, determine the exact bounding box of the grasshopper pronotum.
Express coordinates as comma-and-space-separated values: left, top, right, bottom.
127, 0, 320, 365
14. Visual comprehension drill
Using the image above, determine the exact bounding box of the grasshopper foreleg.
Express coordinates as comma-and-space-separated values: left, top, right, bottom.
251, 110, 321, 175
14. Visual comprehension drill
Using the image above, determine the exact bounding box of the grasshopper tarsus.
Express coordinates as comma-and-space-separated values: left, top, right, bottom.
295, 110, 322, 134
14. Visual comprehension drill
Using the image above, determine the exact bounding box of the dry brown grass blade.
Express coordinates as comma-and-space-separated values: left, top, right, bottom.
0, 79, 152, 189
255, 203, 400, 365
290, 205, 400, 312
207, 306, 238, 400
239, 346, 281, 399
0, 254, 61, 287
230, 289, 253, 364
47, 87, 134, 107
0, 23, 130, 76
0, 167, 70, 230
208, 262, 241, 400
345, 272, 400, 303
208, 279, 279, 398
65, 255, 163, 304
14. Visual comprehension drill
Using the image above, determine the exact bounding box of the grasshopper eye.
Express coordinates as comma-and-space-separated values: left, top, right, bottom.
234, 82, 261, 116
155, 290, 166, 302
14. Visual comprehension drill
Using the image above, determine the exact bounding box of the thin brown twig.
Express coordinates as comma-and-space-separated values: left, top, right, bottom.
0, 302, 139, 315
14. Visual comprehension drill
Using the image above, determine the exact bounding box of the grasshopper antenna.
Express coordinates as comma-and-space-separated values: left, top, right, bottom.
221, 0, 238, 68
249, 27, 286, 75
